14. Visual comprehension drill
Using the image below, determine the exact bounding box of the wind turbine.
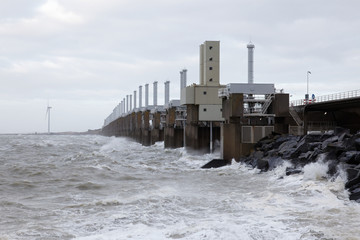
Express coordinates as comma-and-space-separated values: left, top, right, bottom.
46, 101, 52, 134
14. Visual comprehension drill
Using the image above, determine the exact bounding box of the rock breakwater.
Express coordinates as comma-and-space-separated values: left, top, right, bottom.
242, 128, 360, 202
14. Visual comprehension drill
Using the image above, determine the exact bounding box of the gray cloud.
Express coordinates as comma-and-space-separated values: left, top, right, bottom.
1, 0, 360, 133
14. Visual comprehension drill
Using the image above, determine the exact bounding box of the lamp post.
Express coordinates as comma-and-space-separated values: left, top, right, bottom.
306, 71, 311, 103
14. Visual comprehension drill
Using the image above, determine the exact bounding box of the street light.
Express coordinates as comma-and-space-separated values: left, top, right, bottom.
306, 71, 311, 103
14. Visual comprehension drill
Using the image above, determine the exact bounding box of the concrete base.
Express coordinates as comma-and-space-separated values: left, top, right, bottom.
185, 124, 220, 152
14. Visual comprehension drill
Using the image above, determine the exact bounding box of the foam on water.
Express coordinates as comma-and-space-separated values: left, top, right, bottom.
1, 135, 360, 240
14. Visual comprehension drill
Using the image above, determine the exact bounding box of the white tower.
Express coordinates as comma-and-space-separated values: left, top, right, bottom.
199, 41, 220, 86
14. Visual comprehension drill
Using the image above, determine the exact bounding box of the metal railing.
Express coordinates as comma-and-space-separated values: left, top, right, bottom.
218, 88, 229, 98
290, 89, 360, 106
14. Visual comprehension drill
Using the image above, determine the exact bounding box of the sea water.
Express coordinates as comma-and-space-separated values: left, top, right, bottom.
0, 134, 360, 240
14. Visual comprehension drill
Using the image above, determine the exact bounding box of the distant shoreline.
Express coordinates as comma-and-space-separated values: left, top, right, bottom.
0, 129, 101, 136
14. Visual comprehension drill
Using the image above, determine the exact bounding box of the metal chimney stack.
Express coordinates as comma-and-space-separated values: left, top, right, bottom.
133, 90, 137, 109
126, 95, 129, 112
180, 69, 187, 97
164, 81, 170, 105
130, 94, 132, 111
123, 98, 125, 114
153, 81, 158, 106
139, 85, 142, 108
247, 42, 255, 84
182, 69, 187, 89
120, 100, 123, 114
145, 84, 149, 107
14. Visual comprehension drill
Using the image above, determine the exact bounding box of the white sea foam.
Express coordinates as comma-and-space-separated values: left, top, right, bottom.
303, 161, 329, 180
1, 134, 360, 240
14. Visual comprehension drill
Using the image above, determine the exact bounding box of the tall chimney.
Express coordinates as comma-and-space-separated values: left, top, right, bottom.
145, 84, 149, 107
133, 90, 137, 109
164, 81, 170, 105
130, 94, 132, 111
182, 69, 187, 89
180, 69, 187, 100
123, 98, 125, 114
139, 85, 142, 108
116, 104, 120, 118
247, 42, 255, 84
126, 95, 129, 112
153, 81, 158, 106
120, 100, 123, 115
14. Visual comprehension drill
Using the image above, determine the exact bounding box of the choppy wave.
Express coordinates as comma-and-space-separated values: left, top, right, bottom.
1, 134, 360, 240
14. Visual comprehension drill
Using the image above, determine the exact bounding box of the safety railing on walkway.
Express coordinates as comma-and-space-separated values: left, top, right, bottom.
290, 89, 360, 106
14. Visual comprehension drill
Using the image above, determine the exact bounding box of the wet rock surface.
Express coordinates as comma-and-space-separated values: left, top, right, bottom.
242, 128, 360, 202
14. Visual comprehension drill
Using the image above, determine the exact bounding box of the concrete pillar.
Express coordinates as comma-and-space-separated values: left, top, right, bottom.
134, 90, 137, 110
221, 123, 241, 162
142, 110, 151, 146
164, 107, 184, 149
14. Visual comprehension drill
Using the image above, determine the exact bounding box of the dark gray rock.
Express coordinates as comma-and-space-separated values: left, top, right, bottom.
256, 158, 269, 171
345, 172, 360, 189
308, 142, 322, 151
278, 140, 298, 159
346, 168, 360, 181
240, 128, 360, 203
201, 159, 230, 169
286, 167, 302, 176
322, 136, 339, 150
253, 151, 264, 159
327, 160, 339, 176
290, 138, 310, 158
355, 138, 360, 151
339, 151, 360, 165
349, 188, 360, 202
268, 157, 284, 170
299, 151, 313, 160
308, 148, 321, 162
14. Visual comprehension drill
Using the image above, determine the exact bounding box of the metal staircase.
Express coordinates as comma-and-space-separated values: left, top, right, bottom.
289, 106, 303, 126
261, 94, 274, 114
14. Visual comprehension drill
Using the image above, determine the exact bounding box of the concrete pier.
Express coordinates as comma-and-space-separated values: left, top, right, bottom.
101, 40, 360, 162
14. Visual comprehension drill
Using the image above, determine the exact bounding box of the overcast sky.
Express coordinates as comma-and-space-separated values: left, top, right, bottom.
1, 0, 359, 133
